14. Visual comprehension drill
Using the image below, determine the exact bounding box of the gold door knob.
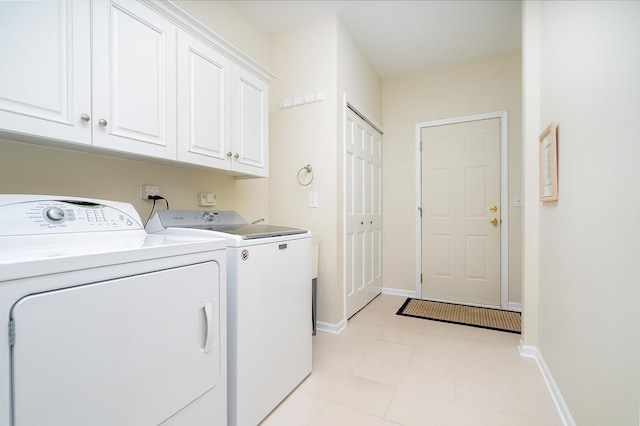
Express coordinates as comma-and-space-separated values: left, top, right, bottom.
490, 205, 498, 212
490, 218, 498, 225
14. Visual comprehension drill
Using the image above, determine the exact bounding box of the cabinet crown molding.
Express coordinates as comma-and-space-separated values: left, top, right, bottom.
141, 0, 276, 83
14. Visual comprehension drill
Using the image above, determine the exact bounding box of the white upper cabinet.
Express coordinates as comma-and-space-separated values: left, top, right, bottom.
0, 0, 92, 144
176, 30, 269, 176
0, 0, 272, 177
230, 66, 269, 177
92, 0, 177, 159
176, 30, 231, 169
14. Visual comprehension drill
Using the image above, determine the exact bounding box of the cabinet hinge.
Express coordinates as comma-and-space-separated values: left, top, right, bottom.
8, 319, 15, 346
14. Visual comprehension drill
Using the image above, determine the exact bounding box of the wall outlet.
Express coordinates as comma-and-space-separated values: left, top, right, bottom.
198, 193, 217, 207
140, 185, 160, 199
514, 194, 523, 207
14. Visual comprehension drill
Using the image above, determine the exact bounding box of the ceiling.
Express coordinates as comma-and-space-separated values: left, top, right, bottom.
230, 0, 522, 79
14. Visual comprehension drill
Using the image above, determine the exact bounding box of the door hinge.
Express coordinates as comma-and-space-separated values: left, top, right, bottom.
418, 206, 422, 217
8, 319, 15, 346
420, 273, 423, 284
419, 140, 423, 151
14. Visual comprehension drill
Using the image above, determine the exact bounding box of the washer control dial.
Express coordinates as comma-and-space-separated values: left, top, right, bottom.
45, 207, 65, 222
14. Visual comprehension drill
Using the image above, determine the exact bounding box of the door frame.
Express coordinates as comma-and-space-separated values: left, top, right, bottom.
415, 111, 509, 309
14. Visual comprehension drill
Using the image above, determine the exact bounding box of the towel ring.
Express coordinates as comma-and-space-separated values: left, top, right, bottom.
297, 164, 314, 186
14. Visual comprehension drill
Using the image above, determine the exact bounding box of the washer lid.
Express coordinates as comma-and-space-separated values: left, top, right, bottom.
196, 223, 308, 239
146, 209, 308, 239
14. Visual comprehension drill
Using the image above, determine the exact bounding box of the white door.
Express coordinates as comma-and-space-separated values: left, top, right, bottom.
177, 29, 231, 169
230, 66, 268, 176
345, 107, 382, 318
421, 118, 501, 306
11, 261, 221, 426
0, 0, 91, 144
92, 0, 177, 159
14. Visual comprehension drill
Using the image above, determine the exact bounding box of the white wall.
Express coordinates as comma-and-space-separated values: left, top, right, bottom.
525, 1, 640, 424
382, 52, 523, 303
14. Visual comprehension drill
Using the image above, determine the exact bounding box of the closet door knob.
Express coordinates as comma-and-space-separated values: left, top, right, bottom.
80, 114, 90, 122
98, 119, 108, 127
227, 152, 232, 157
234, 153, 239, 159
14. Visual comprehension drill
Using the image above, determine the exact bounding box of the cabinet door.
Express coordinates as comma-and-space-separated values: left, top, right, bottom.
92, 0, 177, 159
177, 30, 231, 169
0, 0, 91, 144
231, 66, 269, 177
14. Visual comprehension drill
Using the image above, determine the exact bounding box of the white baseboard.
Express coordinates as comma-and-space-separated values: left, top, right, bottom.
518, 343, 575, 426
315, 319, 346, 334
508, 302, 522, 312
382, 287, 417, 298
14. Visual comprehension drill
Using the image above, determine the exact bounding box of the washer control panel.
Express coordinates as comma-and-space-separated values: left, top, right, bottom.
148, 209, 247, 231
0, 198, 143, 236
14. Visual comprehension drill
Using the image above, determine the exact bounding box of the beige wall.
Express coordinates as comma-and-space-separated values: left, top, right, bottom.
0, 1, 270, 224
267, 15, 340, 324
382, 52, 523, 304
267, 14, 383, 326
526, 1, 640, 424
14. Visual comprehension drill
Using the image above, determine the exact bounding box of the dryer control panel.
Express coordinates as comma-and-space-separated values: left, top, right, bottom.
0, 196, 143, 236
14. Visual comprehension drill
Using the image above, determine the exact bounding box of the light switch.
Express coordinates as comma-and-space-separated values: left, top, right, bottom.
308, 193, 318, 208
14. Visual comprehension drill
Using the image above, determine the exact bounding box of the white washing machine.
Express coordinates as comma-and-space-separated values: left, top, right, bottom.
146, 210, 312, 426
0, 195, 227, 426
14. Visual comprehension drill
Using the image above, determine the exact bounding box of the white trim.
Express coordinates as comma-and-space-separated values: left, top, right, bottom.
508, 302, 522, 312
141, 0, 276, 82
315, 320, 347, 335
415, 111, 510, 309
346, 100, 384, 134
382, 287, 417, 299
519, 343, 576, 426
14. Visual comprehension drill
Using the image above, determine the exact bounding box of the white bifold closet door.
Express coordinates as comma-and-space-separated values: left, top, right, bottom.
345, 107, 382, 319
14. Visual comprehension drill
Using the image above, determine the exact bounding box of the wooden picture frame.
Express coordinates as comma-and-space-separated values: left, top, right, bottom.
539, 122, 558, 201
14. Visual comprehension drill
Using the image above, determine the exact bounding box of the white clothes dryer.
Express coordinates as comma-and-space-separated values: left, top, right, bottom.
0, 195, 227, 426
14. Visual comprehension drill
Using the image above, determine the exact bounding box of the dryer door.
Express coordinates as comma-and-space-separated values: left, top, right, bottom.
10, 261, 221, 426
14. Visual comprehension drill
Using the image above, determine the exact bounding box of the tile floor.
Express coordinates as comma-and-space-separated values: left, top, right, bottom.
262, 294, 562, 426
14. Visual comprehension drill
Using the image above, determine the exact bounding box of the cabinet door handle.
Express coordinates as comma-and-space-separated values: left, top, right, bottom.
234, 153, 239, 159
98, 119, 108, 127
80, 114, 90, 122
226, 152, 232, 157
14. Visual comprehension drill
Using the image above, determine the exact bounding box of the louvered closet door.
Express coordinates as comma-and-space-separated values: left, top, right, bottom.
345, 107, 382, 319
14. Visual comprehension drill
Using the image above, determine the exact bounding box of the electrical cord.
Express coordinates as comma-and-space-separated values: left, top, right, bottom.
145, 195, 169, 226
